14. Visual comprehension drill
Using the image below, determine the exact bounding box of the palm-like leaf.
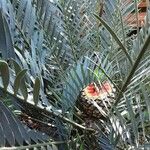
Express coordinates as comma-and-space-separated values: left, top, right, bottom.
0, 0, 150, 149
94, 0, 150, 149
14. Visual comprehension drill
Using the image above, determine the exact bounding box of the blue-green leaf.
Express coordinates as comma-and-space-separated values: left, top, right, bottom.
0, 9, 15, 59
94, 14, 133, 66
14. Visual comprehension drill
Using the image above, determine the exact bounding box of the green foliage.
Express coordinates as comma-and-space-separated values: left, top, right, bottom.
0, 60, 9, 90
13, 69, 27, 96
0, 0, 150, 149
33, 77, 41, 106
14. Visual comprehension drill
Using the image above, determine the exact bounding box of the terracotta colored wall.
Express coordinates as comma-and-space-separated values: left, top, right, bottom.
127, 0, 148, 27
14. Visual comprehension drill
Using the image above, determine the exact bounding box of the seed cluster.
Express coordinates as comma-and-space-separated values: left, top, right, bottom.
77, 81, 115, 119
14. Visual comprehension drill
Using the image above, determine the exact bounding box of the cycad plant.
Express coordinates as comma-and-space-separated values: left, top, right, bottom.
0, 0, 150, 149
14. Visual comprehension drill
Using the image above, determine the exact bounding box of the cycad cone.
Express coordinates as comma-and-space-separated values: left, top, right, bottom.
78, 81, 114, 119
